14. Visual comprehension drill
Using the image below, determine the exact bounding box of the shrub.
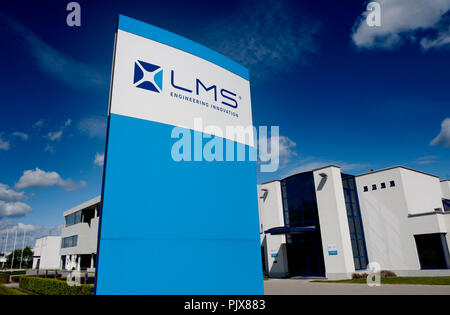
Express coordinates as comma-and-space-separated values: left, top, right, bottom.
19, 277, 94, 295
0, 273, 9, 284
11, 273, 62, 283
352, 270, 397, 279
0, 270, 26, 276
352, 273, 368, 279
0, 285, 8, 295
380, 270, 397, 278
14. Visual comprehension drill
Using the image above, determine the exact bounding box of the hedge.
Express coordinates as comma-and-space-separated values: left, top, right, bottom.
19, 277, 94, 295
0, 285, 7, 295
11, 273, 62, 283
0, 273, 9, 284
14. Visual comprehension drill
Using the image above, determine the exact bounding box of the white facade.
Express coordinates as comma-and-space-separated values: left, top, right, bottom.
259, 165, 450, 280
313, 167, 355, 279
32, 236, 61, 270
356, 167, 450, 276
60, 196, 100, 272
258, 181, 289, 277
442, 180, 450, 199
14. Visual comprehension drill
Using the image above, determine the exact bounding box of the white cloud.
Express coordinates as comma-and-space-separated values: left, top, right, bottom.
32, 119, 44, 129
0, 201, 32, 219
430, 117, 450, 147
78, 117, 107, 139
47, 130, 63, 141
0, 184, 26, 202
0, 135, 9, 151
94, 152, 105, 167
0, 221, 62, 252
11, 132, 29, 141
352, 0, 450, 50
259, 135, 297, 168
64, 119, 72, 127
44, 144, 55, 153
412, 155, 439, 165
0, 13, 105, 89
203, 0, 320, 80
46, 119, 72, 142
15, 168, 86, 191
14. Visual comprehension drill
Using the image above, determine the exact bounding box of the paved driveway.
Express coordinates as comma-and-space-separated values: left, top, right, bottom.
264, 279, 450, 295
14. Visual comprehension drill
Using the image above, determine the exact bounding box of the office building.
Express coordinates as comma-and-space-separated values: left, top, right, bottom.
60, 196, 100, 271
258, 165, 450, 280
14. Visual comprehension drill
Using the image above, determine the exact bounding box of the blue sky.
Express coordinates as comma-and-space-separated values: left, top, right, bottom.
0, 0, 449, 248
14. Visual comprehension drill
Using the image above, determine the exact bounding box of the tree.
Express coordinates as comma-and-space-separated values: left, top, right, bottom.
5, 247, 33, 269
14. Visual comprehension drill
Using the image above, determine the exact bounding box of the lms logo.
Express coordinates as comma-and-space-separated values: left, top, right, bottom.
133, 60, 163, 93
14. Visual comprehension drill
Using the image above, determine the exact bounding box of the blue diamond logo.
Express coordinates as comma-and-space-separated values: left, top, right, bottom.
133, 60, 163, 93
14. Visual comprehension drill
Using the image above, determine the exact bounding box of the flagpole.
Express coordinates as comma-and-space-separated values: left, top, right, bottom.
10, 228, 17, 270
19, 230, 26, 270
2, 230, 8, 269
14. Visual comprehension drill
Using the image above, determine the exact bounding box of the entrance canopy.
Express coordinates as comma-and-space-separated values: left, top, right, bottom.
264, 226, 317, 235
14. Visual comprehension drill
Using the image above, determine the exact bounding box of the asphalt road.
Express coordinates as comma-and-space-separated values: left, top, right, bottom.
263, 279, 450, 295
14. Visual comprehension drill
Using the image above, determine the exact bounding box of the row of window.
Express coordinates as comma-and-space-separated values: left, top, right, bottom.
363, 180, 396, 192
65, 211, 82, 227
61, 235, 78, 248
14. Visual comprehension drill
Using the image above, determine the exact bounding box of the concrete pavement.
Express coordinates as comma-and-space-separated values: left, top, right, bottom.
263, 279, 450, 295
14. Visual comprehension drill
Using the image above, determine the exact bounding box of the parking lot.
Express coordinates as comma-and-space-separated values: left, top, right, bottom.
263, 279, 450, 295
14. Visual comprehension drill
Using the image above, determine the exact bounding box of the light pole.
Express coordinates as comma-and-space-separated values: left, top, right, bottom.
19, 229, 26, 270
10, 228, 17, 270
2, 230, 9, 270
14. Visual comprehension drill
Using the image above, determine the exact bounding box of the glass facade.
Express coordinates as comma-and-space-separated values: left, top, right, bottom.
61, 235, 78, 248
414, 233, 450, 270
443, 199, 450, 212
281, 172, 325, 277
65, 211, 82, 227
342, 174, 369, 270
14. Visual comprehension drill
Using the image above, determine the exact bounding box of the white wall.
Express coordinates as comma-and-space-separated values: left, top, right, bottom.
356, 167, 449, 273
257, 182, 289, 277
32, 236, 61, 270
441, 181, 450, 199
60, 217, 99, 256
314, 166, 355, 280
400, 169, 443, 215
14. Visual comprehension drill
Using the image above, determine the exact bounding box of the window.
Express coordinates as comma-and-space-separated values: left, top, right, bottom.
64, 211, 82, 227
342, 174, 369, 271
390, 180, 396, 187
444, 199, 450, 212
381, 182, 386, 189
414, 234, 450, 270
372, 184, 377, 191
363, 186, 368, 192
281, 172, 325, 277
61, 235, 78, 248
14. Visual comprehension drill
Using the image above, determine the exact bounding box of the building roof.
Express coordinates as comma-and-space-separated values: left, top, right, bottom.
279, 165, 341, 182
259, 179, 280, 185
355, 165, 440, 179
63, 196, 101, 217
260, 165, 442, 185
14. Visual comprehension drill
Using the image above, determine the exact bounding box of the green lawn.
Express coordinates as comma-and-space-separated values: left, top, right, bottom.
312, 277, 450, 286
0, 284, 33, 295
